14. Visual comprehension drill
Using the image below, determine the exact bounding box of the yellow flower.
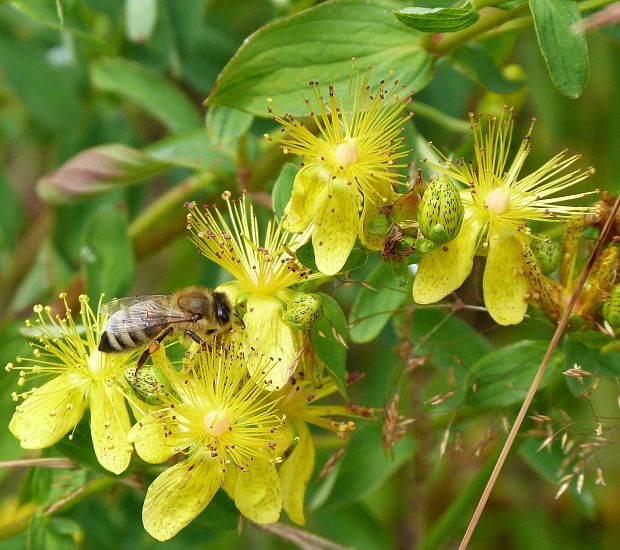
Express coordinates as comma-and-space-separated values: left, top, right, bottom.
413, 111, 596, 325
128, 343, 287, 541
274, 371, 373, 524
267, 71, 413, 275
186, 193, 319, 389
8, 294, 133, 474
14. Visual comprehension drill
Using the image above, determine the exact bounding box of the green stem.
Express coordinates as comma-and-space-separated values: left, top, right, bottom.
431, 4, 529, 56
128, 173, 217, 240
413, 102, 471, 133
433, 0, 616, 55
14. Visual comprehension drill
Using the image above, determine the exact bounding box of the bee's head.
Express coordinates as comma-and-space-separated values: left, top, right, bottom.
176, 288, 231, 328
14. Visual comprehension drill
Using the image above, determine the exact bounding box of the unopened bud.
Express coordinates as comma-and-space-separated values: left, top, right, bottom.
417, 177, 463, 245
125, 365, 176, 405
603, 285, 620, 329
530, 234, 561, 275
282, 292, 322, 330
38, 145, 169, 203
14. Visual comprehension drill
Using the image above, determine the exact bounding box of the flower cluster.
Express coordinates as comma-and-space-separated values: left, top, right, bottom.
412, 111, 597, 325
6, 70, 606, 543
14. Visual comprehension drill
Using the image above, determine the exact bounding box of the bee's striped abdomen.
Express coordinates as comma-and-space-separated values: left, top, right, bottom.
98, 324, 161, 353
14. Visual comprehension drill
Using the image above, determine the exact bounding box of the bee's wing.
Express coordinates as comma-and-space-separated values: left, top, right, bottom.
100, 295, 171, 315
101, 295, 192, 333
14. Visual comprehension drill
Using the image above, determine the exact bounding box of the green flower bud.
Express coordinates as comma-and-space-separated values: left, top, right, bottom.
37, 145, 169, 204
282, 292, 322, 330
417, 177, 464, 245
365, 213, 390, 237
603, 285, 620, 329
530, 234, 562, 275
125, 365, 176, 405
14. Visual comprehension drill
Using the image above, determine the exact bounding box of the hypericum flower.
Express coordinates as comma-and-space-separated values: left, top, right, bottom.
128, 342, 287, 541
266, 71, 413, 275
274, 371, 373, 525
8, 294, 134, 474
413, 111, 597, 325
186, 192, 320, 389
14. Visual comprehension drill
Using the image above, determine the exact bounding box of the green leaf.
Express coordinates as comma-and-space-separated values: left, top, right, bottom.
324, 423, 415, 509
81, 205, 135, 299
311, 293, 349, 397
466, 341, 560, 408
0, 171, 24, 250
411, 308, 492, 369
349, 260, 409, 343
144, 129, 235, 173
0, 30, 80, 132
530, 0, 589, 98
519, 437, 596, 518
451, 44, 525, 93
496, 0, 528, 8
91, 58, 202, 133
208, 0, 434, 116
125, 0, 158, 43
37, 145, 171, 203
272, 162, 298, 218
394, 2, 479, 33
206, 104, 254, 146
9, 0, 111, 50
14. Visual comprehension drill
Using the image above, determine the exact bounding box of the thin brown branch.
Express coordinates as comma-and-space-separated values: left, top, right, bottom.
255, 522, 354, 550
0, 458, 77, 470
459, 196, 620, 550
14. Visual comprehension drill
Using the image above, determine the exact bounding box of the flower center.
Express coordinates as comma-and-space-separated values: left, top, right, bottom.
484, 187, 510, 215
203, 410, 231, 436
335, 139, 359, 166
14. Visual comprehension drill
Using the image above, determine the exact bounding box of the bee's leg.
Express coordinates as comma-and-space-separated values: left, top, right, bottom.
184, 329, 204, 345
135, 326, 174, 372
234, 312, 245, 329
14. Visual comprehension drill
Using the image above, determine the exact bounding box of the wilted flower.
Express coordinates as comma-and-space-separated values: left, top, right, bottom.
128, 343, 287, 540
413, 111, 596, 325
267, 71, 413, 275
8, 294, 134, 474
186, 193, 320, 389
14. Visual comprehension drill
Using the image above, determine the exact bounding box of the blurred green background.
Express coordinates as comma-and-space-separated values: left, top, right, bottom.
1, 0, 620, 548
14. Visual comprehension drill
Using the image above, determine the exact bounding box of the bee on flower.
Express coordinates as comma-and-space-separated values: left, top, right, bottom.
128, 341, 288, 540
8, 294, 135, 474
413, 110, 597, 325
185, 192, 322, 390
266, 70, 413, 275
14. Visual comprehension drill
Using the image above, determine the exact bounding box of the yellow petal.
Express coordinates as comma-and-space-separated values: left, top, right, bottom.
128, 413, 176, 464
483, 226, 529, 325
221, 466, 239, 500
312, 177, 361, 275
413, 218, 481, 304
9, 372, 87, 449
359, 180, 396, 251
279, 420, 314, 525
283, 164, 330, 233
143, 453, 221, 541
235, 458, 282, 524
244, 295, 300, 391
89, 381, 132, 474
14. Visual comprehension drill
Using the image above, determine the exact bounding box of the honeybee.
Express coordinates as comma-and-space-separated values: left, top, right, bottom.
98, 286, 232, 369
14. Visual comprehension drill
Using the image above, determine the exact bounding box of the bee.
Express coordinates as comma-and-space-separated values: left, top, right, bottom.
98, 286, 232, 369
